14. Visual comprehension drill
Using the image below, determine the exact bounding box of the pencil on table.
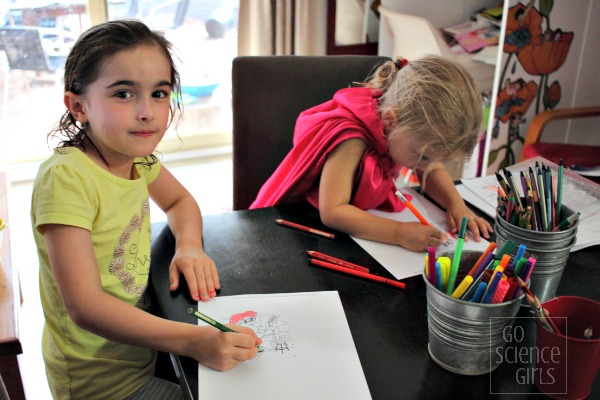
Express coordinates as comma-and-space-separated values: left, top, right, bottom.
306, 250, 369, 273
275, 219, 335, 239
309, 258, 406, 289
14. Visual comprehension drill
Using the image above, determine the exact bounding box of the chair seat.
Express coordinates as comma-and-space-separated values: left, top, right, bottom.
522, 143, 600, 168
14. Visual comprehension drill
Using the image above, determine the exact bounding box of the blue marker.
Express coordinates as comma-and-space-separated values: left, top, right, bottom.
469, 282, 488, 303
481, 272, 503, 304
514, 244, 526, 264
435, 262, 443, 291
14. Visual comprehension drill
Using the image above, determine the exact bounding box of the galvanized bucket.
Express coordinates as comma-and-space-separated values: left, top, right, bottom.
424, 251, 524, 375
494, 205, 577, 303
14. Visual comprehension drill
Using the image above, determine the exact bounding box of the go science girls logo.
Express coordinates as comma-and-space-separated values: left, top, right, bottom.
491, 318, 567, 394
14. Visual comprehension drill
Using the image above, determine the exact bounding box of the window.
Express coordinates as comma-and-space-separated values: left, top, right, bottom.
0, 0, 239, 165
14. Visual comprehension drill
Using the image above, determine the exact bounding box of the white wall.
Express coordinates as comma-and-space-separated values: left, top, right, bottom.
380, 0, 500, 28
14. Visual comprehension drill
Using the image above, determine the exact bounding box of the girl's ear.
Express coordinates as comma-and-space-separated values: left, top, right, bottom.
380, 109, 397, 131
64, 92, 88, 123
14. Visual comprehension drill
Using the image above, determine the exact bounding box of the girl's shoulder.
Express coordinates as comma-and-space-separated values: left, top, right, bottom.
134, 157, 162, 183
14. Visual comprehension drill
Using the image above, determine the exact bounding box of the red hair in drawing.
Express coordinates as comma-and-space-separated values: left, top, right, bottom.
230, 311, 257, 324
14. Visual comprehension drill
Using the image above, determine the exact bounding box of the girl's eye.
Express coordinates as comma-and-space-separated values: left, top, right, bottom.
153, 90, 170, 99
115, 90, 133, 99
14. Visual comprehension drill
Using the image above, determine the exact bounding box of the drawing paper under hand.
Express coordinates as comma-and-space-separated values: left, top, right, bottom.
351, 187, 490, 280
197, 291, 371, 400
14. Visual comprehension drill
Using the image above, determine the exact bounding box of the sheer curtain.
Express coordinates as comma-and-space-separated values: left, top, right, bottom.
238, 0, 327, 56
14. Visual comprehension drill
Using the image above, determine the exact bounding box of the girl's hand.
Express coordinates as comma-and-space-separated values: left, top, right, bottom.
397, 222, 448, 252
446, 202, 493, 241
169, 245, 220, 302
189, 325, 262, 371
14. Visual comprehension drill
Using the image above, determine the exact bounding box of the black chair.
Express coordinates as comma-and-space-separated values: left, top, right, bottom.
231, 55, 391, 211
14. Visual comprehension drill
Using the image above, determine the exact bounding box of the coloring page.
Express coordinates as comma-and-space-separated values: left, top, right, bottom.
351, 186, 490, 280
196, 291, 372, 400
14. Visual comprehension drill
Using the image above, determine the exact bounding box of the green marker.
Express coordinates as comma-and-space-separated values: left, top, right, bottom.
446, 217, 468, 295
188, 308, 263, 352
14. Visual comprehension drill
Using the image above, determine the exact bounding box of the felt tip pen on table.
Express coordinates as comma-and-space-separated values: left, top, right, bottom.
395, 191, 430, 226
275, 219, 334, 239
306, 251, 369, 273
188, 308, 264, 352
309, 258, 406, 289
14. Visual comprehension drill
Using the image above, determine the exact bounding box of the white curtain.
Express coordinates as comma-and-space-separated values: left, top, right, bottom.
238, 0, 327, 56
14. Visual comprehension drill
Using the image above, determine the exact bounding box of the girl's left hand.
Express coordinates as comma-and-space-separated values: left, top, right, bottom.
169, 245, 220, 302
446, 202, 493, 241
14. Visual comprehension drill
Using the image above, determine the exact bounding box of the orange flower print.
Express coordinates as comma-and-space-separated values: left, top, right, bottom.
544, 81, 561, 109
517, 29, 574, 75
495, 79, 539, 123
504, 3, 543, 54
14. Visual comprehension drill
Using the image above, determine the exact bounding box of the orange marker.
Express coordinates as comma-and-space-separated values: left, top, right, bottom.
395, 191, 430, 225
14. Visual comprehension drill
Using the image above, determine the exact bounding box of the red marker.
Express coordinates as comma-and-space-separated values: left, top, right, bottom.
310, 259, 406, 289
306, 251, 369, 273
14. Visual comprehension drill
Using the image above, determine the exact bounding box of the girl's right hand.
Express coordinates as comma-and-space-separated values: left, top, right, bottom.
396, 222, 447, 252
189, 325, 262, 371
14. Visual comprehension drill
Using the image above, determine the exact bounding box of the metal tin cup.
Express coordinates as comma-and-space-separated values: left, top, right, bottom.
424, 251, 524, 375
495, 205, 577, 303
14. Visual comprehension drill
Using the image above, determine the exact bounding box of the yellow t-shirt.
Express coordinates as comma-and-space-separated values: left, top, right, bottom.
31, 147, 161, 399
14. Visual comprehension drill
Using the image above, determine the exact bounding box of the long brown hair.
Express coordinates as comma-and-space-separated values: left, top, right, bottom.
48, 19, 182, 166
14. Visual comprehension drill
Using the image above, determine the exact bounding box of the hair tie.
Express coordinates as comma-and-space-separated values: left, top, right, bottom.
394, 58, 409, 70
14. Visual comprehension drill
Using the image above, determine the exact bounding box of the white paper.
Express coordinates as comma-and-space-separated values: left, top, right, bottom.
351, 187, 490, 280
197, 291, 372, 400
459, 156, 600, 251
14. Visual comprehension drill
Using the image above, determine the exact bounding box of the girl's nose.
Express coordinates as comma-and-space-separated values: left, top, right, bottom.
137, 98, 155, 121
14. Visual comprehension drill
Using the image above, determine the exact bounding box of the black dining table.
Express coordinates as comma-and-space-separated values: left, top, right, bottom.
150, 201, 599, 400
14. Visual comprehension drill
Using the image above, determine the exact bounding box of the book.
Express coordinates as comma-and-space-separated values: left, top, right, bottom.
454, 26, 500, 53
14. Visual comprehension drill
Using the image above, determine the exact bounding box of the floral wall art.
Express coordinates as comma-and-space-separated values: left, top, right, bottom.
487, 0, 575, 172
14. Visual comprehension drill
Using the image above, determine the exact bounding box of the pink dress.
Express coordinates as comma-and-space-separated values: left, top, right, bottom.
250, 87, 407, 212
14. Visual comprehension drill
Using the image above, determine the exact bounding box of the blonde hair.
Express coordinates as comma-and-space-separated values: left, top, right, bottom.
364, 55, 483, 164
